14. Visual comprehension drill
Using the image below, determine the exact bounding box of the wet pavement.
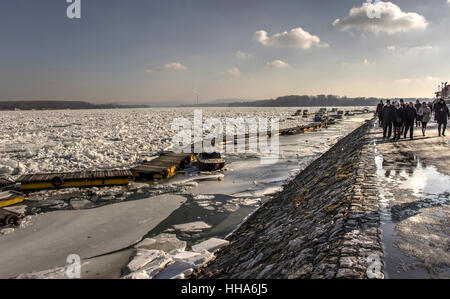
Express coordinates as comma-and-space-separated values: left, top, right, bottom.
372, 123, 450, 279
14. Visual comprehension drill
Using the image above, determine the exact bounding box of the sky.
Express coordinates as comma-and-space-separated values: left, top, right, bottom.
0, 0, 449, 104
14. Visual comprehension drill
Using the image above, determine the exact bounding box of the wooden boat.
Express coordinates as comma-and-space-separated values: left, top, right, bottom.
196, 153, 225, 171
0, 191, 25, 208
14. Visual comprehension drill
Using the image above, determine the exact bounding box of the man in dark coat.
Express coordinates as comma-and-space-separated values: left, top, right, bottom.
381, 100, 395, 139
403, 102, 417, 140
435, 99, 449, 136
393, 102, 405, 141
376, 101, 384, 127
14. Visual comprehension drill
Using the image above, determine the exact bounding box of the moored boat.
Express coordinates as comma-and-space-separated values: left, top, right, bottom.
196, 153, 225, 171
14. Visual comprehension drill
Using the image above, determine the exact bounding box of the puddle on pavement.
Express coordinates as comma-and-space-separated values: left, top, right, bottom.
374, 145, 450, 279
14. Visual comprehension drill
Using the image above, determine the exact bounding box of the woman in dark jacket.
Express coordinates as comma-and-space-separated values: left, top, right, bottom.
435, 99, 449, 136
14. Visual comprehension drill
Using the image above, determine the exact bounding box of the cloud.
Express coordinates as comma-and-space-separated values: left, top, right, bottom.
161, 62, 188, 71
342, 59, 376, 67
226, 67, 241, 77
266, 59, 290, 68
146, 62, 188, 73
387, 45, 435, 55
236, 51, 253, 60
333, 1, 428, 34
253, 27, 328, 49
363, 59, 375, 66
395, 76, 439, 84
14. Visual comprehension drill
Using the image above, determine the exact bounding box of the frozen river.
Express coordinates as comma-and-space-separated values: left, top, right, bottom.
0, 107, 373, 278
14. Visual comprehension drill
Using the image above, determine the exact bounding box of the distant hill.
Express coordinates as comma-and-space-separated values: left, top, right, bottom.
0, 101, 149, 111
226, 95, 432, 107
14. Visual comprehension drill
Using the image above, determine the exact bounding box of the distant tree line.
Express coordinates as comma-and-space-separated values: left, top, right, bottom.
225, 95, 432, 107
0, 101, 149, 111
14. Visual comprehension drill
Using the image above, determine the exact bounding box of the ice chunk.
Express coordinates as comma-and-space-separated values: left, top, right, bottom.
173, 251, 214, 267
172, 221, 212, 232
154, 261, 194, 279
122, 270, 150, 280
193, 194, 215, 200
135, 234, 187, 253
191, 238, 230, 253
126, 250, 165, 273
141, 256, 174, 279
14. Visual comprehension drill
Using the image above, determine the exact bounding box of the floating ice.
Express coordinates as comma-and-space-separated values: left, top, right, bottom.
191, 238, 230, 253
135, 233, 187, 253
172, 221, 212, 232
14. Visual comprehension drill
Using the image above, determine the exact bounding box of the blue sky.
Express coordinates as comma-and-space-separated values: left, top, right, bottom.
1, 0, 449, 104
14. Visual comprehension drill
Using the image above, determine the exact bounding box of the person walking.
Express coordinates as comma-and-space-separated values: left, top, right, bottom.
418, 102, 431, 136
376, 100, 384, 127
400, 99, 406, 135
428, 102, 433, 113
415, 100, 422, 127
393, 102, 404, 141
435, 98, 449, 136
382, 100, 395, 139
403, 102, 417, 140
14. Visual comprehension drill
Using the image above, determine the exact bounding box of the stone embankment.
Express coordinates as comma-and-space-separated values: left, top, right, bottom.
193, 120, 384, 279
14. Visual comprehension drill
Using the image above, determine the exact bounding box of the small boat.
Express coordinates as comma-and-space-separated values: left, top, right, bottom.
0, 191, 25, 208
196, 153, 225, 171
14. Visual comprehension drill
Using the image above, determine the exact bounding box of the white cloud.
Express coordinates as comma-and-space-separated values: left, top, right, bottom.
161, 62, 188, 71
226, 67, 241, 77
236, 51, 253, 60
253, 27, 328, 49
333, 1, 428, 34
395, 76, 439, 84
266, 59, 290, 68
387, 45, 435, 55
146, 62, 188, 74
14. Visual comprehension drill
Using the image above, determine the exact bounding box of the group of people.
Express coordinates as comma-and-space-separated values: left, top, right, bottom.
376, 98, 450, 141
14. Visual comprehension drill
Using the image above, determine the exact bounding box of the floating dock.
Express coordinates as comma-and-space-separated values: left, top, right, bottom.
0, 191, 25, 208
17, 170, 132, 191
132, 152, 195, 180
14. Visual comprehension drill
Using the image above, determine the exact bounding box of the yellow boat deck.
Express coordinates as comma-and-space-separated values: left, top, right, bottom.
132, 152, 195, 180
0, 191, 25, 208
17, 170, 132, 191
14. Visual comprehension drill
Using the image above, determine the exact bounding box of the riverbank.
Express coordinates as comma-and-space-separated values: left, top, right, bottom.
193, 120, 384, 279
